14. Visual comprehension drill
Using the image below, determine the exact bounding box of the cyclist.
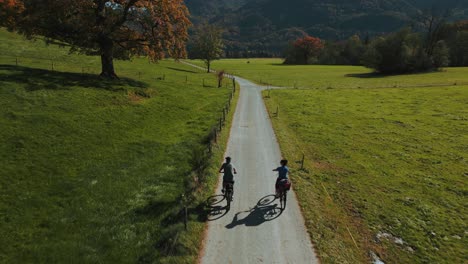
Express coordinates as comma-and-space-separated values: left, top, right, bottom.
273, 159, 290, 197
219, 156, 237, 194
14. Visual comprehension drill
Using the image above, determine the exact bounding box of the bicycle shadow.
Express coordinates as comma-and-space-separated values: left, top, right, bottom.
225, 195, 283, 229
204, 194, 230, 221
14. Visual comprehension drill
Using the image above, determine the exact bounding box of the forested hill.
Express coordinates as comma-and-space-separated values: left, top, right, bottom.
184, 0, 468, 57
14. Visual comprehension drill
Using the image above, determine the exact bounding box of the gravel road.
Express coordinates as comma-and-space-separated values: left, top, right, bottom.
200, 77, 319, 264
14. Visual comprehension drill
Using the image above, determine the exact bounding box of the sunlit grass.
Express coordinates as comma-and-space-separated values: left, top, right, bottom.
263, 86, 467, 263
0, 29, 235, 263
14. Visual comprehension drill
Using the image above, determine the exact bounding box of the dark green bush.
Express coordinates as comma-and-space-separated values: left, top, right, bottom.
363, 28, 449, 74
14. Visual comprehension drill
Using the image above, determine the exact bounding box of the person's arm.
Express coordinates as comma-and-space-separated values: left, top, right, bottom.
219, 163, 225, 173
233, 167, 237, 174
273, 167, 278, 172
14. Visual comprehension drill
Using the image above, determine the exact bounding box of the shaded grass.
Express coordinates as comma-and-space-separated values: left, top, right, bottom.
190, 58, 468, 89
263, 86, 467, 263
0, 29, 236, 263
0, 64, 147, 91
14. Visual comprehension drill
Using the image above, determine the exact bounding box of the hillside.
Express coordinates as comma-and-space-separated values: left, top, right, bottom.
186, 0, 468, 56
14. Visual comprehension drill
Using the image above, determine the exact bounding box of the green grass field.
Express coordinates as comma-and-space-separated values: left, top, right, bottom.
190, 58, 468, 89
0, 29, 237, 263
264, 87, 467, 263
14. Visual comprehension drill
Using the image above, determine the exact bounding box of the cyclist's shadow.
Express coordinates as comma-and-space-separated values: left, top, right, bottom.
204, 194, 230, 221
225, 195, 283, 229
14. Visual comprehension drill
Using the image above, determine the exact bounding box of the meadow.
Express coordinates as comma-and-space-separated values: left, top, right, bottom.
264, 87, 467, 263
0, 29, 237, 263
190, 58, 468, 89
199, 58, 467, 263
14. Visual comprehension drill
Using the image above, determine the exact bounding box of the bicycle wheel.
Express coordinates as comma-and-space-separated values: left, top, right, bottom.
279, 191, 283, 208
226, 190, 232, 208
282, 191, 287, 209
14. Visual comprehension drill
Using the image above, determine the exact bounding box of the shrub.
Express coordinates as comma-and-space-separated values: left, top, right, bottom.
363, 28, 449, 74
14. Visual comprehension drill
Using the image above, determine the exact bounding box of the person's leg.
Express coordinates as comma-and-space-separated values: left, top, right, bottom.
222, 180, 226, 193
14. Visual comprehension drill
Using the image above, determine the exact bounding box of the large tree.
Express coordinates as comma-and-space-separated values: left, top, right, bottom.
284, 36, 324, 65
0, 0, 190, 78
190, 23, 224, 73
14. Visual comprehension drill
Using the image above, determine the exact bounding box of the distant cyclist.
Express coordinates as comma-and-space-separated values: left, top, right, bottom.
273, 159, 290, 197
219, 157, 237, 194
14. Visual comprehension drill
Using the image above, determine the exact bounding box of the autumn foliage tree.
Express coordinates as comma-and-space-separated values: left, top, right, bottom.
0, 0, 190, 78
284, 35, 324, 65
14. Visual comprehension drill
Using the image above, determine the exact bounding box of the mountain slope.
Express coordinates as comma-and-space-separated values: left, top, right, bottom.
186, 0, 468, 56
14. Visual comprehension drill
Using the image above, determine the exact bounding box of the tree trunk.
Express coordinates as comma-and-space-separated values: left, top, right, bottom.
206, 61, 211, 73
99, 37, 118, 79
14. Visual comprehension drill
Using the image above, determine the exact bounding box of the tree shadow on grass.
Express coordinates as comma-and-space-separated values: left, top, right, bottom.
345, 71, 438, 78
0, 64, 148, 91
345, 72, 388, 78
165, 66, 199, 74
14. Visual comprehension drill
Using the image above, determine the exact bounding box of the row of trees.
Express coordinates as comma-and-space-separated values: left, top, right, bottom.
284, 20, 468, 74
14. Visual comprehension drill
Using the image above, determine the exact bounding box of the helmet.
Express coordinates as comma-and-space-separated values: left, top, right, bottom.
225, 156, 232, 162
280, 159, 288, 166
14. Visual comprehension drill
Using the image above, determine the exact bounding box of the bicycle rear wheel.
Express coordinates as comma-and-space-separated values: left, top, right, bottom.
281, 191, 287, 209
283, 191, 287, 208
226, 190, 232, 208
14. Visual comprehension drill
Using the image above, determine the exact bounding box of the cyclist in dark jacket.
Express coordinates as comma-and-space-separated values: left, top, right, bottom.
219, 156, 237, 194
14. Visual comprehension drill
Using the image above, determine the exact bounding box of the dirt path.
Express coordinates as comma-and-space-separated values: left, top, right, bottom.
199, 76, 319, 263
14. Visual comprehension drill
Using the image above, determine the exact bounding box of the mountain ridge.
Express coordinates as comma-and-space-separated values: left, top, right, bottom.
185, 0, 468, 56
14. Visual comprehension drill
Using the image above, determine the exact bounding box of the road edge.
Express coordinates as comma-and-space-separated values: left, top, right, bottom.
196, 80, 241, 264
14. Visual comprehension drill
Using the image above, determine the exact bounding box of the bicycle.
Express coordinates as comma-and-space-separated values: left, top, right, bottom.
277, 179, 291, 209
225, 182, 234, 209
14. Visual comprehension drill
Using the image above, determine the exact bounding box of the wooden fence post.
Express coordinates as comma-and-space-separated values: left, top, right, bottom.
276, 105, 279, 117
184, 205, 188, 231
180, 194, 188, 231
301, 154, 305, 170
